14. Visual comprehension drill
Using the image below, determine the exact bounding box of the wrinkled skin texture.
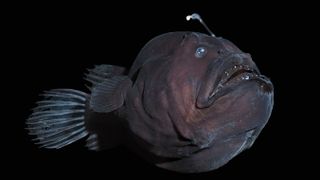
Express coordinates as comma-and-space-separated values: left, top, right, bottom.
123, 32, 273, 173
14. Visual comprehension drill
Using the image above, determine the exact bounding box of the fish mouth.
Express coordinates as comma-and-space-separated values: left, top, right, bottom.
209, 64, 273, 99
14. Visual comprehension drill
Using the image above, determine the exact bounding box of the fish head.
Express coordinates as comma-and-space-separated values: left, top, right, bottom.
126, 32, 274, 173
156, 31, 274, 139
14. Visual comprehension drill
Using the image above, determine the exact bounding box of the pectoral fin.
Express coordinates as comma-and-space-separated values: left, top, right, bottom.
84, 65, 127, 89
90, 76, 132, 113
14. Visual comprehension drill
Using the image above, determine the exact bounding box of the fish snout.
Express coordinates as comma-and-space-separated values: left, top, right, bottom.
196, 52, 273, 108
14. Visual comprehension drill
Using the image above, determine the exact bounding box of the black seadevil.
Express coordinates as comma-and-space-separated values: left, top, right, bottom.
26, 14, 274, 173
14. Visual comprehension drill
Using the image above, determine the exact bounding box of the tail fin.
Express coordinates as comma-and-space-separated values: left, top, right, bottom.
26, 89, 88, 149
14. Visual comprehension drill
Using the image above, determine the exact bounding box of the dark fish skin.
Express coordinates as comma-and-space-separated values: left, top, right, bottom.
26, 31, 273, 173
120, 32, 273, 172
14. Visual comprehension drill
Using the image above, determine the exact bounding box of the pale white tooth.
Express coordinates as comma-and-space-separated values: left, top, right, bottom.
242, 74, 250, 80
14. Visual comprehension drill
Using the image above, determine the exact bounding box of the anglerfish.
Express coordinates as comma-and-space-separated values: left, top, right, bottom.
26, 13, 274, 173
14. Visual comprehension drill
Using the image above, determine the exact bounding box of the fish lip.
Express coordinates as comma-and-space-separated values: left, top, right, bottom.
209, 64, 273, 99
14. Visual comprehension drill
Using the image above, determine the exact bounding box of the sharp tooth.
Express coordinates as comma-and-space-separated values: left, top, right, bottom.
241, 74, 250, 80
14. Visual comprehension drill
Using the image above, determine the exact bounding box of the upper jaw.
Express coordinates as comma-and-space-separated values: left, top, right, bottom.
209, 64, 273, 99
196, 53, 273, 108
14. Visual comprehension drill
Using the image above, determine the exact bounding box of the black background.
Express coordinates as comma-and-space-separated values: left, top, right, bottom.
4, 1, 314, 179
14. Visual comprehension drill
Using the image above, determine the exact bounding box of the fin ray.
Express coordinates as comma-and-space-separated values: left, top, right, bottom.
90, 76, 132, 113
86, 134, 100, 151
84, 64, 127, 89
26, 89, 89, 149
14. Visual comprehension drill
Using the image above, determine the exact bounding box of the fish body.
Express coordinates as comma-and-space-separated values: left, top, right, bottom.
27, 31, 273, 173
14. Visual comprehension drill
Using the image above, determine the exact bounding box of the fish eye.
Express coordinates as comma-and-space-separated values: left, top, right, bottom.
195, 47, 207, 58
